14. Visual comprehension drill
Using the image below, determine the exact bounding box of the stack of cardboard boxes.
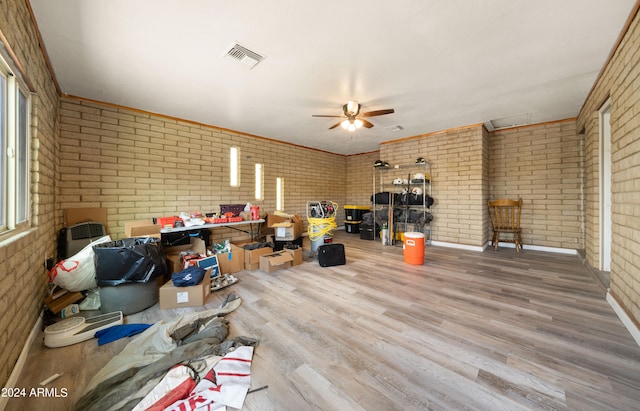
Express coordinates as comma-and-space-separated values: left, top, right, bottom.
160, 237, 247, 309
124, 213, 305, 310
264, 213, 304, 250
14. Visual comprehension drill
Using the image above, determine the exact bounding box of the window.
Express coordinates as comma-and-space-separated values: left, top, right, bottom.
255, 163, 263, 200
276, 177, 284, 211
229, 146, 239, 187
0, 54, 31, 236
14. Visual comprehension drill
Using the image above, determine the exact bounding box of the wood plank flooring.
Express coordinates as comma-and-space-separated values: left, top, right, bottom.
7, 231, 640, 410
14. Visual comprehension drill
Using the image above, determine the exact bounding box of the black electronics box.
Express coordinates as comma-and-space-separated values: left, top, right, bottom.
359, 223, 379, 240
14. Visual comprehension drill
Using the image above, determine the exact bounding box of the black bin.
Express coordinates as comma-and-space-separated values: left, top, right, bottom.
94, 237, 167, 286
360, 223, 379, 240
345, 221, 361, 234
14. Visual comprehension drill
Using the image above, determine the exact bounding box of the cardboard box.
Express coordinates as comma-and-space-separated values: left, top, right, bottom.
64, 207, 108, 230
272, 220, 304, 241
43, 289, 84, 314
266, 213, 290, 227
125, 220, 161, 238
159, 273, 211, 309
236, 242, 273, 270
259, 251, 294, 273
165, 238, 207, 273
217, 244, 245, 274
284, 247, 303, 266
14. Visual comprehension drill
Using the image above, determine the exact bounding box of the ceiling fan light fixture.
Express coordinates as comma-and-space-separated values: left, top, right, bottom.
346, 100, 360, 116
313, 100, 394, 131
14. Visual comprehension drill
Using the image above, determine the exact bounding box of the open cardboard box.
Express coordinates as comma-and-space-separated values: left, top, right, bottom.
165, 238, 207, 274
235, 242, 273, 270
259, 250, 294, 273
283, 247, 303, 266
217, 243, 245, 274
159, 269, 212, 309
272, 219, 303, 241
266, 213, 290, 227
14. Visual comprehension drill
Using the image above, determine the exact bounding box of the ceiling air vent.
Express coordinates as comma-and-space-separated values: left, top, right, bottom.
385, 125, 404, 131
223, 41, 265, 69
485, 113, 532, 131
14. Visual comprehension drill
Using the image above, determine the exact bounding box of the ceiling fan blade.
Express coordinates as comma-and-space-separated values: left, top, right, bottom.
361, 108, 395, 117
361, 119, 374, 128
312, 114, 345, 118
329, 121, 343, 130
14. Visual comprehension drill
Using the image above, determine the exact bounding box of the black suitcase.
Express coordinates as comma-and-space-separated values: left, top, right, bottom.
318, 244, 346, 267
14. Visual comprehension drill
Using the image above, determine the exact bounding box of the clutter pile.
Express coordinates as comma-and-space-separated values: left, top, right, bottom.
74, 300, 260, 411
155, 203, 261, 229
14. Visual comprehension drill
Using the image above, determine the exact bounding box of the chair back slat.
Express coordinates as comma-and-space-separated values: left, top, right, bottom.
488, 198, 522, 230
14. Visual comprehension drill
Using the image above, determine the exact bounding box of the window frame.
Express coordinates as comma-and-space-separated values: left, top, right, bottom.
0, 53, 32, 238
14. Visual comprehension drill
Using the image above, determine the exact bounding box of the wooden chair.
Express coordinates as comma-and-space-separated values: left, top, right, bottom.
487, 198, 523, 252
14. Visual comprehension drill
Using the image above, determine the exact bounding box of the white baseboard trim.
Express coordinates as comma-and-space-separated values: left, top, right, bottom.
430, 240, 485, 252
429, 240, 578, 255
483, 241, 577, 255
0, 311, 43, 411
607, 291, 640, 347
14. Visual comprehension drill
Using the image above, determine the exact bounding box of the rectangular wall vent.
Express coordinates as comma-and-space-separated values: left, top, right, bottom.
223, 41, 265, 69
486, 113, 532, 131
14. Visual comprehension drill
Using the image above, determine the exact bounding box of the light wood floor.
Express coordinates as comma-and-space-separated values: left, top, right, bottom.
8, 231, 640, 410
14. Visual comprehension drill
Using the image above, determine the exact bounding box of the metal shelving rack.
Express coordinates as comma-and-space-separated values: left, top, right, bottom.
373, 161, 432, 246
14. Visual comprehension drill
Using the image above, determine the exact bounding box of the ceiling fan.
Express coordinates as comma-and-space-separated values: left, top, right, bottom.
312, 100, 395, 131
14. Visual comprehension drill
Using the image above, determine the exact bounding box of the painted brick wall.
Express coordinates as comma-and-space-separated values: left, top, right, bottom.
577, 7, 640, 324
489, 120, 582, 249
58, 98, 347, 243
0, 0, 60, 388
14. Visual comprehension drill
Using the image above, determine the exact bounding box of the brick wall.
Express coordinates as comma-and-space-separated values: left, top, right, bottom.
0, 0, 60, 388
488, 120, 582, 249
577, 7, 640, 324
58, 98, 347, 243
370, 120, 583, 250
345, 151, 379, 206
380, 125, 486, 247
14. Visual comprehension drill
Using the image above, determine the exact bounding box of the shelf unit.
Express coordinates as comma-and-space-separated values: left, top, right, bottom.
372, 162, 432, 246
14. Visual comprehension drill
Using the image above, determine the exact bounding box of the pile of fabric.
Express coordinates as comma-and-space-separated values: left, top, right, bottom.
75, 296, 258, 410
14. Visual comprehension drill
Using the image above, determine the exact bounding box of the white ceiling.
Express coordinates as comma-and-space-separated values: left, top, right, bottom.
29, 0, 635, 155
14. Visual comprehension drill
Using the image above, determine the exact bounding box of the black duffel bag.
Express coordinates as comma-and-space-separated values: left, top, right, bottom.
94, 237, 168, 286
408, 194, 435, 207
371, 192, 399, 205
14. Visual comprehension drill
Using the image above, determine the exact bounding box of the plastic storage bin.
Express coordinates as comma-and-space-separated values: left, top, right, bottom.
344, 205, 370, 221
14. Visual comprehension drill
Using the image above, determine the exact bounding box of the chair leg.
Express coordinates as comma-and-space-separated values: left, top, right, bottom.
494, 231, 499, 250
516, 231, 523, 252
